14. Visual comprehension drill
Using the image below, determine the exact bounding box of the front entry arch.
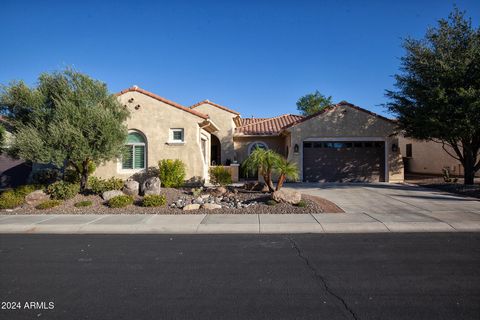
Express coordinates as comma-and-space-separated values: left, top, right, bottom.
210, 134, 221, 165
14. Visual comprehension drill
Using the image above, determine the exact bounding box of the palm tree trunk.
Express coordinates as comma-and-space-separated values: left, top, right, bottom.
276, 174, 286, 191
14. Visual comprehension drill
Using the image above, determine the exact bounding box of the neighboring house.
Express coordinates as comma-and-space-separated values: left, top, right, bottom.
398, 137, 480, 177
94, 86, 404, 183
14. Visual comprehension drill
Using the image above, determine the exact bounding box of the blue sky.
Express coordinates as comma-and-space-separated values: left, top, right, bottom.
1, 0, 479, 118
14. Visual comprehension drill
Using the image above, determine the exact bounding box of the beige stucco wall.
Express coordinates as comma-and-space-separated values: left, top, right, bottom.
192, 103, 237, 165
233, 136, 287, 164
285, 105, 404, 182
94, 91, 211, 184
398, 136, 479, 177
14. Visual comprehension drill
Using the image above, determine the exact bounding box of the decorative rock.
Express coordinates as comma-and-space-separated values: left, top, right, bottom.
272, 189, 302, 205
102, 190, 124, 201
202, 203, 222, 210
183, 203, 200, 211
194, 197, 204, 204
25, 190, 49, 205
141, 177, 161, 196
123, 179, 139, 196
200, 194, 210, 199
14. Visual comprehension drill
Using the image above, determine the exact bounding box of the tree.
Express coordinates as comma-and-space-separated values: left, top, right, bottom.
296, 90, 332, 116
0, 124, 5, 153
385, 8, 480, 185
274, 157, 299, 191
242, 148, 299, 192
242, 148, 278, 192
0, 69, 130, 191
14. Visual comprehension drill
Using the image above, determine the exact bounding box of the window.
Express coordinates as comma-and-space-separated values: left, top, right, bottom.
313, 142, 323, 148
354, 142, 363, 148
303, 142, 312, 148
406, 143, 413, 157
170, 128, 184, 143
248, 142, 268, 154
122, 132, 146, 170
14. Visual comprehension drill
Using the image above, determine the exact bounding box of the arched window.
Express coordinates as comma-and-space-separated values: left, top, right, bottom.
122, 131, 146, 170
248, 141, 268, 155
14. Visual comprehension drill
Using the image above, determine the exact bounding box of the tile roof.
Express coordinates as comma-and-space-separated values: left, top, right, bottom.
191, 100, 240, 115
117, 86, 209, 120
235, 114, 304, 136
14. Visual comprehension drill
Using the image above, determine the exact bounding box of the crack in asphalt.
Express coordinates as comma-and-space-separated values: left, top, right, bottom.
286, 236, 359, 320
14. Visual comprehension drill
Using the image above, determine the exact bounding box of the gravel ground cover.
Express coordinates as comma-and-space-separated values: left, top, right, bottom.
2, 187, 343, 215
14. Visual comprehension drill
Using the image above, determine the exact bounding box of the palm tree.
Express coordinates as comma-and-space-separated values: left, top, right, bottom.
242, 148, 278, 192
274, 157, 299, 191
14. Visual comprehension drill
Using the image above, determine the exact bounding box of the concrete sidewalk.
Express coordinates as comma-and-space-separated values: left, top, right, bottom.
1, 210, 480, 234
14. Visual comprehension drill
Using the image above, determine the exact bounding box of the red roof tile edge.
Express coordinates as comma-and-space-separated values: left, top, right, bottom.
117, 87, 209, 120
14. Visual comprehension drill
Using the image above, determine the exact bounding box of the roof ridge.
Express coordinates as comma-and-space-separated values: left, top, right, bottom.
236, 113, 297, 129
190, 99, 240, 115
117, 86, 209, 120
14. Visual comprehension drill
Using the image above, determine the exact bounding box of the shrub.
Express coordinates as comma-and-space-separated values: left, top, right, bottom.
107, 195, 134, 208
142, 194, 166, 207
14, 184, 43, 197
35, 200, 62, 210
266, 199, 277, 206
46, 181, 80, 200
296, 199, 307, 208
191, 187, 203, 198
88, 176, 124, 195
209, 166, 232, 186
158, 159, 186, 188
31, 168, 59, 185
0, 191, 25, 209
74, 200, 93, 207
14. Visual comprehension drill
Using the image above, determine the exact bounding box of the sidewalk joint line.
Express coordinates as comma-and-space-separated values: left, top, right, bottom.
309, 213, 325, 232
257, 214, 261, 233
361, 212, 391, 232
286, 236, 358, 320
83, 216, 108, 225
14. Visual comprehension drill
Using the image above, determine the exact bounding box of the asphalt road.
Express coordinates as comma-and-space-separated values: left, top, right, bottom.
1, 233, 479, 320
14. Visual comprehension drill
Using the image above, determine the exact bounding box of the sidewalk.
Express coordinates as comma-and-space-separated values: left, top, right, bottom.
1, 210, 480, 234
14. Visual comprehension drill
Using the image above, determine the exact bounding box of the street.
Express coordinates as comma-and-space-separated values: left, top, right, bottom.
1, 233, 479, 320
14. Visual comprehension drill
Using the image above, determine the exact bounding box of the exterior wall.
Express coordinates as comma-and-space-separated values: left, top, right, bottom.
285, 105, 404, 182
233, 136, 287, 164
94, 91, 211, 184
398, 136, 479, 177
192, 103, 237, 165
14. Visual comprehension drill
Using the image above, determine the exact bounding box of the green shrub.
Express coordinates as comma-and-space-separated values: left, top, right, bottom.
191, 187, 203, 198
31, 168, 59, 185
107, 195, 134, 208
14, 184, 43, 197
88, 176, 124, 194
74, 200, 93, 207
35, 200, 62, 210
142, 194, 166, 207
46, 181, 80, 200
266, 199, 278, 206
296, 199, 307, 208
0, 191, 25, 209
209, 166, 232, 186
158, 159, 186, 188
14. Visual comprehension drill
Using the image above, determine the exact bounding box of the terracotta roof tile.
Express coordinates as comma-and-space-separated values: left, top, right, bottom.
191, 100, 240, 115
235, 114, 304, 136
117, 87, 209, 120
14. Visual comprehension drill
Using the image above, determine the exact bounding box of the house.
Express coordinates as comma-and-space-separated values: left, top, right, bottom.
94, 86, 404, 183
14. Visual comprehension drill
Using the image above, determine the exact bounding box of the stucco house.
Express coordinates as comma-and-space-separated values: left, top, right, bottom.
94, 86, 404, 183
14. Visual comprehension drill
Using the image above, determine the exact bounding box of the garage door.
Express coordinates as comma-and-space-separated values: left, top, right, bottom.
303, 141, 385, 182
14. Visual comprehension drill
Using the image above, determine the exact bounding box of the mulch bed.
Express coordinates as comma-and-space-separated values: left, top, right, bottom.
3, 187, 343, 215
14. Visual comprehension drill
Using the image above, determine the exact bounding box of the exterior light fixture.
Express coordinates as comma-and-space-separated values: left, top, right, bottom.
294, 144, 299, 153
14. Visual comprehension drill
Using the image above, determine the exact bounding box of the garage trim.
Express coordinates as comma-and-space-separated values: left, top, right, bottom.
301, 137, 389, 182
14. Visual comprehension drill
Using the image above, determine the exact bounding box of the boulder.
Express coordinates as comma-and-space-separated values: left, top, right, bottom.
202, 203, 222, 210
102, 190, 124, 201
123, 179, 139, 196
272, 189, 302, 205
141, 177, 161, 196
183, 203, 200, 211
25, 190, 50, 205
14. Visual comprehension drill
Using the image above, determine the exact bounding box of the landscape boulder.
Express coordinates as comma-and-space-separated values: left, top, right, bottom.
25, 190, 50, 205
123, 180, 139, 196
102, 190, 124, 201
141, 177, 161, 196
272, 189, 302, 205
202, 203, 222, 210
183, 203, 200, 211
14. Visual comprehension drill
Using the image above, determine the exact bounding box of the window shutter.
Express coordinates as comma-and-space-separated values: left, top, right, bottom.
134, 146, 145, 169
122, 146, 133, 169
